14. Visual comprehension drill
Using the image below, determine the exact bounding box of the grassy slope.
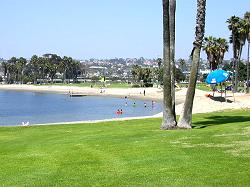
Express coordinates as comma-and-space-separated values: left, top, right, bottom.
0, 109, 250, 187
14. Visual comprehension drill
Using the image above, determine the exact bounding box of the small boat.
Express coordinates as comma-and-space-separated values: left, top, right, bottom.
69, 93, 87, 97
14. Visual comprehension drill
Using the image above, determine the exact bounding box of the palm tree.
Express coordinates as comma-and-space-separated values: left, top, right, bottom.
170, 0, 176, 120
17, 57, 27, 83
202, 36, 228, 70
177, 0, 207, 129
59, 56, 70, 83
161, 0, 177, 129
217, 38, 229, 67
244, 12, 250, 93
7, 57, 18, 83
236, 19, 248, 92
178, 58, 186, 72
30, 55, 40, 84
227, 16, 247, 92
44, 54, 61, 83
203, 36, 217, 70
38, 57, 46, 83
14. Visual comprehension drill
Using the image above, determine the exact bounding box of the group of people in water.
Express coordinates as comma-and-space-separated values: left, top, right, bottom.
116, 98, 156, 115
116, 109, 123, 115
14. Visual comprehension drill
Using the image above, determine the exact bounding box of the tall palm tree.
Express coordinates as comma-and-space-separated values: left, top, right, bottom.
161, 0, 177, 129
237, 19, 248, 89
170, 0, 176, 120
202, 36, 228, 70
244, 12, 250, 93
217, 38, 229, 67
177, 0, 207, 129
203, 36, 217, 70
227, 16, 247, 92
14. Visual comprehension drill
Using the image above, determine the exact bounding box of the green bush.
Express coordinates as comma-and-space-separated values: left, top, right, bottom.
132, 84, 141, 88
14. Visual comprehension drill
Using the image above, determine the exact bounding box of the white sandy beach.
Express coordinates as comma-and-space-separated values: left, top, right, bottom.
0, 84, 249, 125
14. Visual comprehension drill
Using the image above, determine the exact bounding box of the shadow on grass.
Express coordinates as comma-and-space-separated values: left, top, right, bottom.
193, 115, 250, 129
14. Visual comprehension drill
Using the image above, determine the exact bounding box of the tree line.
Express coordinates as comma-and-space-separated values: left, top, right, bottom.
2, 54, 82, 84
202, 12, 250, 92
131, 61, 185, 87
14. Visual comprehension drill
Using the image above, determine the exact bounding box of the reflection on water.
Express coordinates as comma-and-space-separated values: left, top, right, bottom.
0, 91, 162, 126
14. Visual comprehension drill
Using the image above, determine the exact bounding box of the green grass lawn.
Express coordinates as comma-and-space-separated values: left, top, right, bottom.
178, 83, 212, 92
0, 110, 250, 187
196, 83, 212, 91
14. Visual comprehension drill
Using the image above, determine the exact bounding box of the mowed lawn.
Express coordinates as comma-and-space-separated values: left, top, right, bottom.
0, 110, 250, 187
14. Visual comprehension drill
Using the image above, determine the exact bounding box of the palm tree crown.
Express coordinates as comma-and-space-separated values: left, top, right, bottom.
202, 36, 229, 70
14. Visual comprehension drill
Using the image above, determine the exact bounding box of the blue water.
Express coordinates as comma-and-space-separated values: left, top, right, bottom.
0, 91, 162, 126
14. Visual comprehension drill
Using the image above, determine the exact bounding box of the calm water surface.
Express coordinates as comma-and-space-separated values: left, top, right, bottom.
0, 91, 162, 126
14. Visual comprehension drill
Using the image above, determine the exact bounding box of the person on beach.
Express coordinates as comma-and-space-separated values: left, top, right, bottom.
144, 103, 147, 107
133, 102, 136, 107
120, 109, 123, 114
143, 89, 145, 96
116, 109, 121, 115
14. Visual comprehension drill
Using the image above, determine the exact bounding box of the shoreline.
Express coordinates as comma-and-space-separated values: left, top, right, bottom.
0, 84, 167, 127
0, 84, 250, 127
0, 84, 163, 101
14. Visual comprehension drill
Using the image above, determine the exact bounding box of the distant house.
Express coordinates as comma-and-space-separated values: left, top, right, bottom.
87, 66, 108, 77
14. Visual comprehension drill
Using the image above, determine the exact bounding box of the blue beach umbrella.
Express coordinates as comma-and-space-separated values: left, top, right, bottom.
206, 69, 229, 84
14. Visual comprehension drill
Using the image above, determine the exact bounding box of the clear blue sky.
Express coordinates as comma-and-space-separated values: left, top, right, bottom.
0, 0, 249, 60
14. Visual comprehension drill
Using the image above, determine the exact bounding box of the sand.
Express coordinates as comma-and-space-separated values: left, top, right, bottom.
0, 84, 249, 124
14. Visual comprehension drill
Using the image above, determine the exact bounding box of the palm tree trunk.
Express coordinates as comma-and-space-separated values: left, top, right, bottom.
161, 0, 177, 130
232, 33, 237, 93
235, 45, 243, 92
177, 0, 206, 129
178, 48, 202, 128
247, 42, 249, 93
235, 53, 239, 92
170, 0, 176, 120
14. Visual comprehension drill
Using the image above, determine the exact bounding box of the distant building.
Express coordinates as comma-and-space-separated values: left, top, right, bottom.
200, 69, 211, 75
87, 66, 108, 77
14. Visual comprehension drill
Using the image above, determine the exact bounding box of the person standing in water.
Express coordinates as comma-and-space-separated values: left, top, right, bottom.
152, 100, 155, 108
